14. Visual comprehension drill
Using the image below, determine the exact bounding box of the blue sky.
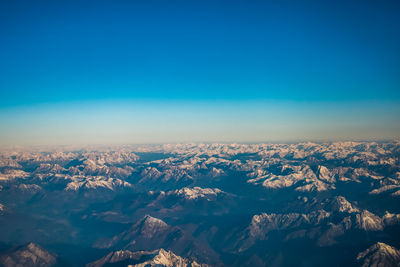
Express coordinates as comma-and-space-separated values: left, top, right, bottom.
0, 0, 399, 145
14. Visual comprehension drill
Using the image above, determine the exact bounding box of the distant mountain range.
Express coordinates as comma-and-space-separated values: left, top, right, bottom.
1, 141, 400, 266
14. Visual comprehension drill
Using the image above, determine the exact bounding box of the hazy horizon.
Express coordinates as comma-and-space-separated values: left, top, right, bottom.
1, 0, 399, 145
0, 99, 399, 146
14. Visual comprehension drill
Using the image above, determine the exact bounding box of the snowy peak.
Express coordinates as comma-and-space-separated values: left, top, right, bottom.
94, 214, 220, 265
317, 165, 334, 183
64, 176, 132, 192
235, 209, 332, 252
356, 210, 384, 231
87, 249, 209, 267
86, 250, 155, 267
357, 242, 400, 267
248, 209, 331, 239
94, 214, 173, 250
141, 248, 208, 267
331, 196, 359, 213
138, 215, 169, 237
173, 187, 224, 200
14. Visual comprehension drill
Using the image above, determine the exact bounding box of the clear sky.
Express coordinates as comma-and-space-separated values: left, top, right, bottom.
0, 0, 399, 145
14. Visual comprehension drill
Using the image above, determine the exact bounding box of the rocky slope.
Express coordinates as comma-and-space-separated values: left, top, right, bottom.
0, 243, 56, 267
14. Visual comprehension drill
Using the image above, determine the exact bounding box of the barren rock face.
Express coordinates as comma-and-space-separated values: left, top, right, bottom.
0, 243, 56, 267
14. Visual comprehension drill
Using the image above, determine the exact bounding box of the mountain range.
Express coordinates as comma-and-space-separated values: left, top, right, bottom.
0, 141, 400, 266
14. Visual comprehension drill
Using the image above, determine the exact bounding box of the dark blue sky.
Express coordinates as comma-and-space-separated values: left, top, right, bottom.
1, 0, 399, 105
0, 0, 399, 144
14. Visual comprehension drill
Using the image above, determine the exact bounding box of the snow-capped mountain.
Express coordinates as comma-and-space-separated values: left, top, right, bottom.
357, 242, 400, 267
0, 141, 399, 266
95, 215, 220, 265
87, 248, 209, 267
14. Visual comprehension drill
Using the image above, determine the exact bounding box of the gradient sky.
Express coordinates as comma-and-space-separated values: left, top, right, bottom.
0, 0, 399, 145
